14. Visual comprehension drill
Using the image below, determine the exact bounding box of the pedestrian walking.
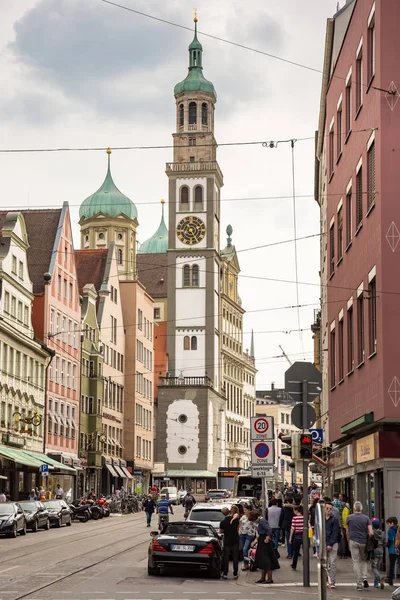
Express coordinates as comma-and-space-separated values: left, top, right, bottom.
55, 483, 64, 499
0, 491, 6, 502
385, 516, 400, 586
239, 505, 257, 570
289, 505, 304, 571
346, 501, 373, 590
267, 499, 283, 550
254, 510, 280, 584
143, 494, 156, 527
279, 497, 294, 558
370, 519, 385, 589
310, 497, 319, 557
325, 501, 341, 589
220, 506, 240, 579
340, 494, 351, 558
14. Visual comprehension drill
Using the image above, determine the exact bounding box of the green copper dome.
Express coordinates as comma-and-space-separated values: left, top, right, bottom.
174, 17, 216, 100
80, 150, 138, 221
138, 201, 168, 254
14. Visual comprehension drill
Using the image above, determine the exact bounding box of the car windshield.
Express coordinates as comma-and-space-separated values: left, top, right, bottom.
189, 509, 224, 522
0, 504, 14, 514
19, 502, 36, 511
208, 490, 226, 497
44, 501, 61, 509
163, 523, 215, 537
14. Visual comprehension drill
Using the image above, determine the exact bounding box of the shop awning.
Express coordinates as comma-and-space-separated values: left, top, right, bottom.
166, 470, 217, 478
121, 466, 133, 479
105, 463, 119, 478
22, 451, 76, 474
0, 445, 44, 468
114, 465, 126, 478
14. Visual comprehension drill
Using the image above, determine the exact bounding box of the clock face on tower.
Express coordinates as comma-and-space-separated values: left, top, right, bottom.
176, 216, 206, 245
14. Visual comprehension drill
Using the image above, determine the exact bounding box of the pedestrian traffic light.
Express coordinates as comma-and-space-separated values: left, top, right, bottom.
299, 432, 313, 460
278, 432, 300, 460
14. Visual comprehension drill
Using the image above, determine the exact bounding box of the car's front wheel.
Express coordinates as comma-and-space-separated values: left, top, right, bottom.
45, 519, 50, 530
19, 524, 27, 536
56, 518, 62, 528
9, 524, 17, 538
31, 520, 38, 533
147, 564, 159, 576
66, 516, 72, 526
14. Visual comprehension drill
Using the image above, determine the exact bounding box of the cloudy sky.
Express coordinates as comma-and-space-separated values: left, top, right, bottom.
1, 0, 340, 389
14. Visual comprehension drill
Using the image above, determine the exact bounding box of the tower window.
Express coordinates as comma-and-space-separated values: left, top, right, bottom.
180, 186, 189, 204
191, 336, 197, 350
117, 249, 123, 265
179, 103, 184, 127
202, 103, 208, 125
183, 265, 191, 287
189, 137, 196, 146
189, 102, 197, 125
194, 186, 203, 204
193, 51, 197, 66
192, 265, 199, 287
183, 336, 190, 350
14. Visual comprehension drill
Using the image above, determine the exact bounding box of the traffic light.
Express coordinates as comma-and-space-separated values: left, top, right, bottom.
299, 432, 313, 460
278, 432, 300, 460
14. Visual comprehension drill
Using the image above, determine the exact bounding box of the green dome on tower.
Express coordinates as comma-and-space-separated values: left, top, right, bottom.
80, 149, 138, 221
138, 200, 168, 254
174, 13, 216, 100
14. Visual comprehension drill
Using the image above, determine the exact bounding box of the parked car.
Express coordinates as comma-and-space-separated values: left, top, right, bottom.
0, 502, 27, 537
19, 501, 50, 532
204, 489, 229, 502
186, 502, 244, 529
148, 520, 221, 578
159, 487, 179, 505
42, 499, 72, 527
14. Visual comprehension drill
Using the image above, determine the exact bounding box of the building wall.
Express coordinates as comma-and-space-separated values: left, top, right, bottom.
45, 206, 81, 456
323, 0, 400, 442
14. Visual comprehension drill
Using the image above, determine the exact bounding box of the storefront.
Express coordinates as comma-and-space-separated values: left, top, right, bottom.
120, 459, 133, 491
101, 456, 119, 496
330, 444, 355, 504
45, 453, 77, 498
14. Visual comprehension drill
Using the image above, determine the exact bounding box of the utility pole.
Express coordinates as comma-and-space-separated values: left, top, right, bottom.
302, 379, 310, 587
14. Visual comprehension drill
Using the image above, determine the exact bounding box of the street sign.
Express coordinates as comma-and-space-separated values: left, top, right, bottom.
250, 416, 274, 441
252, 466, 274, 478
251, 441, 274, 466
41, 464, 49, 474
310, 428, 323, 443
291, 403, 316, 430
285, 362, 322, 402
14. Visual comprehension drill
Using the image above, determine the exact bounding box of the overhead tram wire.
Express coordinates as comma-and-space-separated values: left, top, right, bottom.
290, 139, 303, 351
98, 0, 395, 97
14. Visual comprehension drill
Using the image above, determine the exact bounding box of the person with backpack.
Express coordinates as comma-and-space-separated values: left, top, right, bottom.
385, 516, 400, 586
183, 491, 196, 517
279, 497, 295, 559
370, 519, 385, 589
340, 494, 351, 558
325, 501, 341, 589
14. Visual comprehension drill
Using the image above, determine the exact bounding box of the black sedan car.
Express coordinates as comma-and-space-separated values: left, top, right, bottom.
148, 521, 221, 578
42, 500, 72, 527
19, 501, 50, 532
0, 502, 27, 538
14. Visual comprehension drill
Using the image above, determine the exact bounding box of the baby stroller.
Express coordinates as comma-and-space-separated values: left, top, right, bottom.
247, 543, 258, 571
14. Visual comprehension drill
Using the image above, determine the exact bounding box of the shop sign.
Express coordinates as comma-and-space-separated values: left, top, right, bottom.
2, 433, 25, 448
334, 467, 355, 480
133, 470, 143, 476
330, 445, 350, 469
62, 456, 73, 466
102, 411, 122, 424
356, 434, 375, 463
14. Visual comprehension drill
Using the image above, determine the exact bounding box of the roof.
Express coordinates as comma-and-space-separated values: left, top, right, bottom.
174, 18, 216, 100
75, 249, 109, 294
136, 253, 168, 298
138, 202, 168, 254
20, 209, 63, 294
79, 150, 138, 221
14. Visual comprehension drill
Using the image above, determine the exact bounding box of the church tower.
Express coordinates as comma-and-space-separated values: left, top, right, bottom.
166, 12, 223, 389
79, 149, 138, 280
156, 14, 226, 492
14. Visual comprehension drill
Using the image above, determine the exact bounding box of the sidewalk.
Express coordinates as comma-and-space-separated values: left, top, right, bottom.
243, 547, 395, 587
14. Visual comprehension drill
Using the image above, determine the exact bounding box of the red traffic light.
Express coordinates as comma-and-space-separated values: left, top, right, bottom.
301, 435, 312, 444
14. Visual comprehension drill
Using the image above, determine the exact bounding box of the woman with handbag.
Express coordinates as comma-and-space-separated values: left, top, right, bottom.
254, 510, 280, 584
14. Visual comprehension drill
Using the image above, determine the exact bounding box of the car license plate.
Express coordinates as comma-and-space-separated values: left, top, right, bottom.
171, 544, 195, 552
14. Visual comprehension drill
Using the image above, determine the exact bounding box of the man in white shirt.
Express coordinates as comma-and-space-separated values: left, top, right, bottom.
55, 484, 64, 499
0, 491, 6, 503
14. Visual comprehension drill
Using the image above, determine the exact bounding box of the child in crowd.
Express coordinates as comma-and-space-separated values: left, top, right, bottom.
370, 520, 385, 589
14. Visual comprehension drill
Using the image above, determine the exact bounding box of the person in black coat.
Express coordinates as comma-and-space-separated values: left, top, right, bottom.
279, 499, 295, 558
255, 512, 280, 584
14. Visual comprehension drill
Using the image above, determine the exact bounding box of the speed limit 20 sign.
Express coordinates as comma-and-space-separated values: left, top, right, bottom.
250, 416, 274, 441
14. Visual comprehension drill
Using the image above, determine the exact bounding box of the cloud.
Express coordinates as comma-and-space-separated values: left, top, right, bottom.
6, 0, 283, 124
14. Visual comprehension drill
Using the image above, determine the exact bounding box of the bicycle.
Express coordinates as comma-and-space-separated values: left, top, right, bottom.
13, 411, 42, 427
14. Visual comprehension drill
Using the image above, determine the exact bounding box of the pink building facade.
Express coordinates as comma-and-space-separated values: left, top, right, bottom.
317, 0, 400, 519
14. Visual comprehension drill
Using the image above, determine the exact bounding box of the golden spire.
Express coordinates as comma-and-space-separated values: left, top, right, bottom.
194, 8, 198, 22
161, 199, 165, 204
106, 147, 112, 155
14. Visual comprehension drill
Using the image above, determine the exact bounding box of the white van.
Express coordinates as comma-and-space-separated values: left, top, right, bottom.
159, 486, 178, 505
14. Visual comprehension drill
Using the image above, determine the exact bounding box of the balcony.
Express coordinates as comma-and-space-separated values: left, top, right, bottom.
158, 375, 214, 388
166, 161, 223, 183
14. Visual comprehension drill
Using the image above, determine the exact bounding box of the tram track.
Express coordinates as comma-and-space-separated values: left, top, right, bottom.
0, 511, 144, 567
5, 527, 152, 600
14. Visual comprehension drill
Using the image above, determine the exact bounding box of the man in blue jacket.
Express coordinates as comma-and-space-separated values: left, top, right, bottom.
325, 501, 341, 589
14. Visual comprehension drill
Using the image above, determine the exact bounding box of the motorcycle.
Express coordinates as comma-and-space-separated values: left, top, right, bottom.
158, 514, 169, 532
69, 502, 91, 523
